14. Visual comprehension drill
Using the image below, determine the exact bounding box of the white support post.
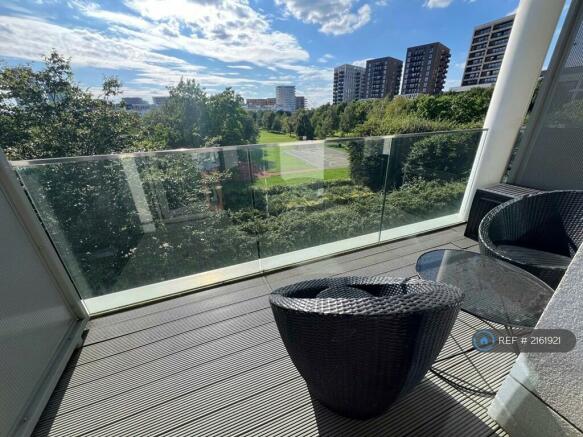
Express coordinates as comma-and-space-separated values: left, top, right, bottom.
460, 0, 566, 219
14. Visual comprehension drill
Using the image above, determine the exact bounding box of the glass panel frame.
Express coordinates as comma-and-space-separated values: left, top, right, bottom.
11, 129, 487, 314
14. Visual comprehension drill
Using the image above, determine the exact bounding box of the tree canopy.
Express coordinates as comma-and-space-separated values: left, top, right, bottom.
0, 52, 142, 159
295, 109, 315, 140
1, 52, 258, 160
254, 87, 493, 141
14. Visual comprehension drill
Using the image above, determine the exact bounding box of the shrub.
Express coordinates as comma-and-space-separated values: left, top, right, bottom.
402, 131, 483, 183
385, 179, 466, 222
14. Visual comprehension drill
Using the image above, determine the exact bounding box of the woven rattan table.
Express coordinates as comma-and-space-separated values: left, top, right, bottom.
269, 277, 463, 419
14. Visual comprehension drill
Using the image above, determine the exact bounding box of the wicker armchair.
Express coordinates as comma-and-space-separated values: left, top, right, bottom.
479, 190, 583, 288
269, 277, 463, 419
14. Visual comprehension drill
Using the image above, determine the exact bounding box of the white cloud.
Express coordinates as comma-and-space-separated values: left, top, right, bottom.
453, 61, 466, 69
227, 65, 254, 70
317, 53, 334, 63
0, 15, 192, 72
278, 63, 333, 82
87, 86, 168, 102
2, 2, 35, 15
445, 78, 460, 90
0, 0, 336, 107
72, 1, 150, 29
0, 14, 288, 92
302, 84, 332, 107
424, 0, 454, 8
75, 0, 309, 66
268, 74, 295, 81
507, 6, 518, 16
274, 0, 372, 35
352, 59, 368, 68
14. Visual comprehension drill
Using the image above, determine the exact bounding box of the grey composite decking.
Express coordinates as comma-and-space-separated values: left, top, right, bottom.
34, 225, 514, 436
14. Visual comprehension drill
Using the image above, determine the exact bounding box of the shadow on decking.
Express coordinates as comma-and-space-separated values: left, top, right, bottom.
311, 378, 495, 437
33, 347, 83, 437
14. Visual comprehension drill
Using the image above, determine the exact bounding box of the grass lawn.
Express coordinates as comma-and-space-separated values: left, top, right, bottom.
257, 129, 297, 144
256, 145, 310, 173
254, 167, 351, 187
251, 133, 351, 187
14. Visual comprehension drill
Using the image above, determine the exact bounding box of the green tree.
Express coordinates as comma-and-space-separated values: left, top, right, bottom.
144, 82, 256, 148
281, 115, 293, 136
548, 99, 583, 127
411, 88, 493, 124
339, 102, 358, 133
261, 111, 275, 130
312, 104, 338, 139
346, 140, 387, 191
0, 51, 142, 160
206, 88, 257, 146
143, 78, 208, 148
295, 110, 314, 140
270, 113, 283, 132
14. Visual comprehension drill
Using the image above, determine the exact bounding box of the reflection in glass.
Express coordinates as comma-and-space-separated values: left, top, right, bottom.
12, 130, 485, 303
250, 138, 387, 258
381, 130, 484, 230
16, 148, 259, 298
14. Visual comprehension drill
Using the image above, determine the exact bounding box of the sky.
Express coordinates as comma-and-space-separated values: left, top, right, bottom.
0, 0, 566, 107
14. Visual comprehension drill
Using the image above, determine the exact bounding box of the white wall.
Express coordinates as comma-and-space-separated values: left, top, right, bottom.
0, 150, 87, 435
489, 248, 583, 436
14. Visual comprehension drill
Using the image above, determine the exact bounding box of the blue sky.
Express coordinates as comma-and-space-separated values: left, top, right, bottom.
0, 0, 564, 107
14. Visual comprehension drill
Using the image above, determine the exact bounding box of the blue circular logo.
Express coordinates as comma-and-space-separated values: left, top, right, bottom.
472, 329, 497, 352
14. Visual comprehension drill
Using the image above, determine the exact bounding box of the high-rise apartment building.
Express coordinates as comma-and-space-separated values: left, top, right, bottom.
295, 96, 306, 110
364, 57, 403, 99
401, 43, 450, 96
333, 64, 366, 104
275, 86, 296, 112
461, 15, 515, 87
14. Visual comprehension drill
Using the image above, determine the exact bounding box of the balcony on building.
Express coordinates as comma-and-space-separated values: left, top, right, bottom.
2, 1, 583, 437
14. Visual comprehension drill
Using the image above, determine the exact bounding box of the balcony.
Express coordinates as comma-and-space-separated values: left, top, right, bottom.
12, 130, 486, 313
32, 224, 516, 436
11, 128, 534, 436
13, 117, 578, 436
2, 1, 582, 436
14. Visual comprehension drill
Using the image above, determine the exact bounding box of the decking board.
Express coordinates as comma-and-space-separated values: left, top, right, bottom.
34, 226, 512, 437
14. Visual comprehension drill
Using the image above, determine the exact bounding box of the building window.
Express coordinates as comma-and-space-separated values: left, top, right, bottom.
487, 46, 506, 55
475, 27, 491, 36
489, 37, 509, 47
493, 20, 513, 31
